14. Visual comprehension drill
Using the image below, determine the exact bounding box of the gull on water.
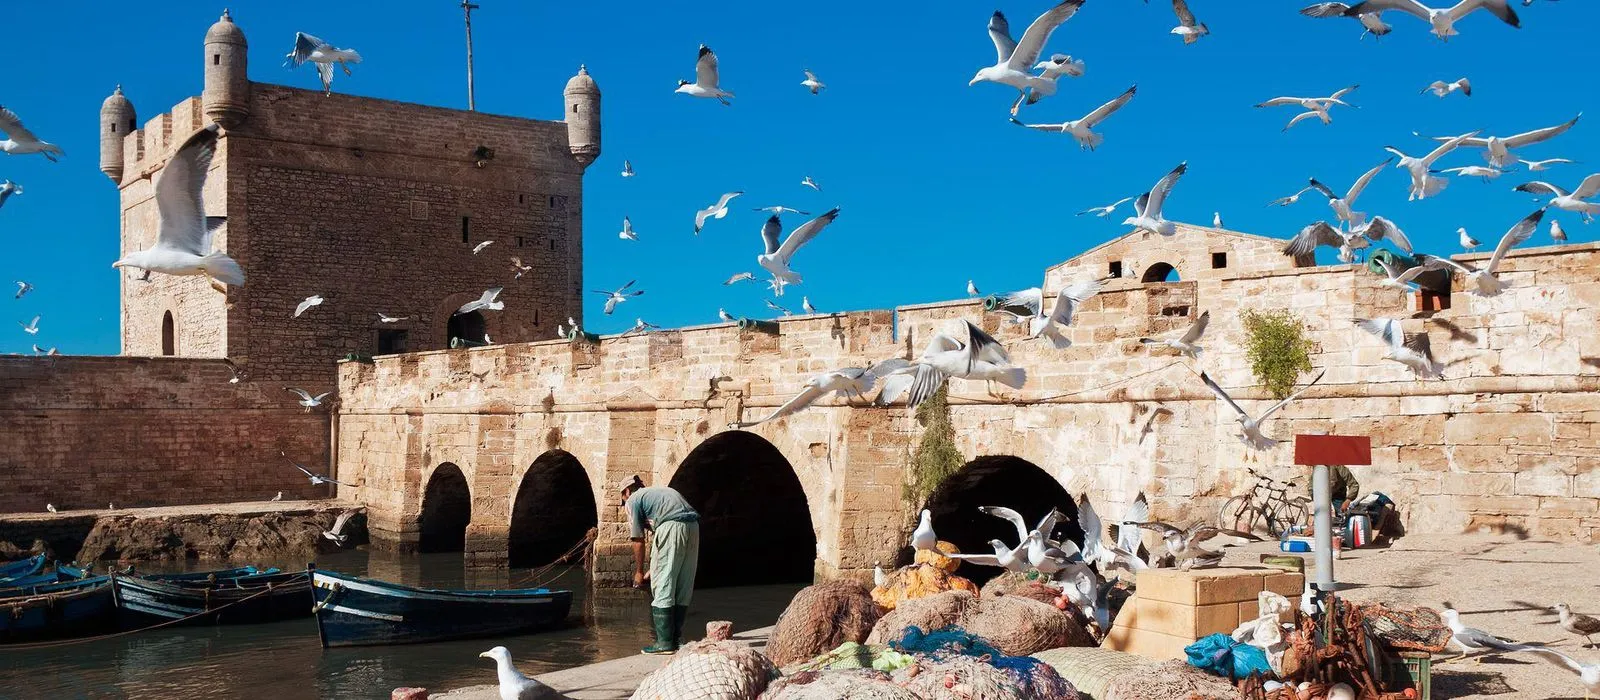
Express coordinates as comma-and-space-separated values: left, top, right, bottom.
911, 509, 938, 551
323, 509, 361, 546
1386, 131, 1479, 200
1122, 162, 1187, 236
758, 207, 841, 285
751, 205, 810, 215
0, 106, 64, 161
1308, 157, 1391, 225
1170, 0, 1211, 43
510, 257, 532, 278
621, 160, 634, 177
970, 1, 1087, 109
730, 359, 910, 428
1139, 310, 1209, 357
1199, 369, 1326, 450
1515, 173, 1600, 221
619, 216, 638, 241
1552, 219, 1568, 242
472, 240, 494, 254
20, 315, 39, 334
1520, 157, 1576, 172
593, 280, 643, 315
1412, 208, 1544, 296
800, 176, 821, 192
1307, 0, 1521, 41
1009, 85, 1136, 150
1356, 317, 1442, 379
479, 646, 561, 700
284, 451, 348, 486
376, 313, 410, 323
287, 387, 332, 411
723, 272, 756, 286
676, 45, 734, 105
801, 69, 826, 94
1255, 85, 1358, 131
1078, 196, 1134, 217
14, 281, 31, 299
112, 125, 245, 289
1422, 77, 1472, 97
967, 280, 981, 297
1432, 114, 1581, 168
294, 295, 325, 318
694, 192, 744, 234
456, 287, 505, 315
877, 320, 1026, 408
284, 32, 361, 95
0, 180, 21, 209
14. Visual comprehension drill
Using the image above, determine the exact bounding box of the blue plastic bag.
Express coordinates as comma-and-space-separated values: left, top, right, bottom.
1185, 632, 1274, 680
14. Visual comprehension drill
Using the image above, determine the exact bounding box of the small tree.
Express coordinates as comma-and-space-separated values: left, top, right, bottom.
1240, 308, 1315, 399
903, 386, 964, 507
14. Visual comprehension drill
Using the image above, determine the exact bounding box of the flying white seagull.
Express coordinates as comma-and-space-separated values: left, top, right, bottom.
1078, 196, 1134, 217
800, 69, 826, 95
947, 538, 1031, 572
997, 278, 1106, 349
284, 32, 361, 95
1412, 209, 1544, 296
0, 180, 21, 209
1300, 2, 1396, 37
1123, 162, 1187, 236
1140, 310, 1210, 358
1459, 227, 1481, 251
33, 345, 58, 356
14, 281, 32, 299
619, 216, 638, 241
509, 257, 532, 279
1355, 318, 1442, 379
0, 106, 63, 161
1441, 165, 1506, 182
1515, 173, 1600, 221
1170, 0, 1211, 43
970, 1, 1087, 108
323, 509, 361, 546
19, 316, 40, 335
593, 280, 643, 315
1422, 78, 1472, 98
723, 272, 755, 285
284, 452, 346, 486
1385, 131, 1479, 200
112, 125, 245, 289
1432, 115, 1580, 168
694, 192, 743, 234
621, 160, 634, 177
878, 320, 1027, 408
1308, 157, 1390, 224
1520, 158, 1576, 172
1312, 0, 1521, 41
1255, 85, 1358, 131
456, 287, 505, 315
800, 177, 821, 192
376, 313, 410, 323
1009, 85, 1136, 150
757, 207, 841, 285
294, 295, 324, 318
1282, 217, 1412, 264
1200, 369, 1326, 451
676, 45, 734, 105
1033, 54, 1086, 80
765, 299, 792, 317
286, 387, 332, 411
731, 359, 910, 428
751, 205, 810, 215
472, 240, 494, 254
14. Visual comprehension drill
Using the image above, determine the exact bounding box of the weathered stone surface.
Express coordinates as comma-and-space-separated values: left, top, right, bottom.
74, 507, 363, 563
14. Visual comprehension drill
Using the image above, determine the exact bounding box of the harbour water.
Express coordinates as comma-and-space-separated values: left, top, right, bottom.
0, 550, 804, 699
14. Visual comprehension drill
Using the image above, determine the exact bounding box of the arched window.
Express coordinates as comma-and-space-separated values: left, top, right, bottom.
161, 311, 175, 356
1141, 262, 1179, 283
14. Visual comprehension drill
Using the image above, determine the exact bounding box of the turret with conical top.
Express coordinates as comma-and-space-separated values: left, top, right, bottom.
203, 9, 250, 127
99, 86, 136, 183
564, 65, 600, 168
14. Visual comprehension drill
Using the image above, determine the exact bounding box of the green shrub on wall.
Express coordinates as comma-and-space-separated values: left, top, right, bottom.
904, 385, 963, 507
1240, 308, 1315, 400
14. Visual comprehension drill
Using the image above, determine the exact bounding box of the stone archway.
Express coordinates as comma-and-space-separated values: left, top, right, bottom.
509, 450, 598, 567
668, 431, 816, 588
419, 463, 472, 553
448, 311, 486, 346
1141, 262, 1179, 283
920, 456, 1079, 584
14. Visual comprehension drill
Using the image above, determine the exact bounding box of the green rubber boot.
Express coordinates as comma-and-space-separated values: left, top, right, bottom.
671, 605, 689, 645
641, 606, 677, 655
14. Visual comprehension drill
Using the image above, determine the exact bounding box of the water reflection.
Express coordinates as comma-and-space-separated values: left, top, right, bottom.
0, 550, 803, 698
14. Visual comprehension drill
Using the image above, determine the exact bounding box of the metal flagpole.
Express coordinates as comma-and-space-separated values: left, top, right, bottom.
462, 1, 480, 111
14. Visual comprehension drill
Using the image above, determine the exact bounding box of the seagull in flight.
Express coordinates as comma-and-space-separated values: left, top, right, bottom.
1308, 157, 1390, 225
14, 281, 32, 299
1139, 521, 1259, 569
1495, 645, 1600, 698
1255, 85, 1358, 131
594, 280, 643, 315
1199, 369, 1327, 450
509, 257, 532, 278
19, 315, 40, 335
970, 1, 1088, 109
223, 358, 247, 384
1079, 196, 1134, 217
376, 313, 410, 323
455, 287, 505, 315
284, 32, 361, 95
1282, 217, 1412, 264
751, 205, 810, 215
1170, 0, 1211, 43
323, 509, 361, 546
675, 45, 734, 105
471, 240, 494, 254
801, 69, 826, 95
1412, 209, 1544, 296
878, 320, 1027, 408
621, 159, 635, 178
1123, 162, 1187, 236
1432, 114, 1580, 168
1009, 85, 1137, 150
1422, 77, 1472, 98
731, 359, 910, 428
694, 192, 743, 234
1319, 0, 1521, 41
1386, 131, 1479, 200
995, 278, 1105, 349
0, 180, 21, 210
111, 125, 245, 289
1355, 318, 1442, 378
294, 295, 324, 318
800, 176, 822, 192
1300, 2, 1396, 37
765, 299, 792, 317
1033, 54, 1086, 81
32, 344, 58, 356
285, 451, 348, 486
947, 538, 1032, 572
758, 208, 840, 285
1459, 227, 1481, 250
0, 106, 63, 161
723, 272, 755, 285
1515, 173, 1600, 221
1140, 310, 1209, 358
1520, 157, 1576, 172
619, 216, 638, 241
287, 388, 332, 411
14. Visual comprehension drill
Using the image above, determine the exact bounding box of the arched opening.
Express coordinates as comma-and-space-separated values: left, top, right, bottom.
509, 450, 598, 567
448, 311, 486, 346
669, 431, 815, 588
160, 311, 175, 356
419, 463, 471, 553
1141, 262, 1179, 283
919, 456, 1079, 585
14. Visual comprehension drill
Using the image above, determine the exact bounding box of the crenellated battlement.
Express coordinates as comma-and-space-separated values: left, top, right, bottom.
117, 97, 206, 187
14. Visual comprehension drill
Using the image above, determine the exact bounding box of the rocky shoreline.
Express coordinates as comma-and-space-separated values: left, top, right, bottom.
0, 500, 365, 564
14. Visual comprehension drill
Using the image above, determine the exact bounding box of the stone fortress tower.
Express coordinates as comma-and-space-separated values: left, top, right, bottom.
98, 10, 600, 391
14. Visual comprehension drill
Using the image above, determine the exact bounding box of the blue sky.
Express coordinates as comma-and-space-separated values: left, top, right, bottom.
2, 0, 1593, 353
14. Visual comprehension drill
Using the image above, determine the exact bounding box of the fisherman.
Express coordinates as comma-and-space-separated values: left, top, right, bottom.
1308, 464, 1361, 516
620, 475, 701, 655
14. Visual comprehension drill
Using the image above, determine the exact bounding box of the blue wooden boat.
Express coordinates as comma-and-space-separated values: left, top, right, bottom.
111, 571, 313, 628
311, 570, 572, 647
0, 576, 117, 643
0, 555, 47, 583
140, 566, 278, 583
0, 562, 90, 593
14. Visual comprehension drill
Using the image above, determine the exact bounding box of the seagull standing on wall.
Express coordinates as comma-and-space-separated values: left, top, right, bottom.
970, 1, 1087, 109
675, 45, 734, 105
112, 125, 246, 289
284, 32, 362, 95
0, 106, 63, 161
967, 280, 981, 297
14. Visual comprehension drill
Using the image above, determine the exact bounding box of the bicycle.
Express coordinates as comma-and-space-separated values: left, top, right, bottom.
1218, 468, 1311, 538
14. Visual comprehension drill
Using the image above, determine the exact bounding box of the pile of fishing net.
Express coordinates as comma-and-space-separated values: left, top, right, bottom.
784, 641, 915, 674
1100, 658, 1242, 700
1352, 602, 1451, 654
758, 669, 918, 700
886, 626, 1082, 700
767, 579, 883, 667
871, 543, 980, 612
980, 571, 1068, 607
1032, 646, 1154, 699
630, 639, 779, 700
867, 589, 1093, 656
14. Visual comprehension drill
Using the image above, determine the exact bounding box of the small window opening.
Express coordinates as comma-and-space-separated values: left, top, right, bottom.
1419, 290, 1452, 312
518, 194, 525, 204
109, 123, 117, 134
516, 236, 525, 248
549, 239, 556, 252
461, 216, 470, 243
1161, 305, 1191, 317
161, 311, 175, 356
572, 104, 580, 114
377, 329, 409, 355
1108, 261, 1123, 278
213, 54, 221, 66
533, 310, 541, 326
1211, 252, 1228, 269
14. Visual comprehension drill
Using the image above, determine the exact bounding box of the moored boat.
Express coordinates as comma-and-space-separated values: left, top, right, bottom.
0, 555, 47, 583
111, 570, 314, 628
311, 570, 573, 648
0, 562, 91, 595
0, 576, 117, 643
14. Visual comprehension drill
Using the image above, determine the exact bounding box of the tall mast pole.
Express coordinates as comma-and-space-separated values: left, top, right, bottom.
462, 1, 480, 111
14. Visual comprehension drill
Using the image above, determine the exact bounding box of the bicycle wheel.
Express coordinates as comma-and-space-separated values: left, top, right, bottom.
1268, 501, 1310, 538
1218, 495, 1257, 533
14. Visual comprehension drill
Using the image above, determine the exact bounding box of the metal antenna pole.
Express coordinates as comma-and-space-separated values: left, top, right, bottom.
462, 1, 480, 111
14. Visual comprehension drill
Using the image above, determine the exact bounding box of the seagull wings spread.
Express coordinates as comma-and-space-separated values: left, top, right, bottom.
155, 125, 221, 255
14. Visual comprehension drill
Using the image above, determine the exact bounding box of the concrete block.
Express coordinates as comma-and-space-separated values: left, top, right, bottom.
1103, 624, 1196, 662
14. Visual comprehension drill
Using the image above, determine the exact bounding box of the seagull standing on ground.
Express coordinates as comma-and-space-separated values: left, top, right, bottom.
593, 280, 643, 315
1386, 131, 1479, 200
1123, 162, 1187, 236
675, 45, 734, 105
1556, 603, 1600, 648
1078, 196, 1134, 217
1199, 370, 1326, 450
1355, 318, 1442, 379
757, 208, 841, 285
730, 358, 910, 428
112, 124, 245, 289
801, 70, 826, 94
0, 180, 21, 210
1423, 78, 1472, 98
19, 316, 39, 334
1009, 85, 1137, 150
1515, 174, 1600, 221
1440, 604, 1523, 660
294, 295, 324, 318
1435, 115, 1581, 168
967, 280, 981, 297
287, 388, 332, 411
1255, 85, 1358, 131
619, 216, 638, 241
13, 281, 31, 299
456, 288, 505, 315
479, 646, 561, 700
970, 1, 1087, 110
1308, 157, 1391, 225
1170, 0, 1211, 43
1140, 310, 1209, 358
694, 192, 743, 234
284, 452, 348, 486
1412, 209, 1544, 296
0, 106, 63, 161
284, 32, 361, 95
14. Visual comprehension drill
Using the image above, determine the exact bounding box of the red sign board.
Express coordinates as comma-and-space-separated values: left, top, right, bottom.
1293, 435, 1372, 466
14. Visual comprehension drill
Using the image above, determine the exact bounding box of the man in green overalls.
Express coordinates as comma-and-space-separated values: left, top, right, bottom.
620, 475, 701, 655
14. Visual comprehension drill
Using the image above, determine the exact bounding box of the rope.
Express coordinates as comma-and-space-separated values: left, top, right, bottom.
514, 528, 597, 589
0, 572, 311, 650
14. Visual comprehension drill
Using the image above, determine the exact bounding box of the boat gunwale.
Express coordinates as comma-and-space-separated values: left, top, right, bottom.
311, 570, 567, 602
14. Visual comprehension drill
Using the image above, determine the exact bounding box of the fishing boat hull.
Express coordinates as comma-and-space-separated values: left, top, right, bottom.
0, 577, 117, 643
0, 554, 47, 583
112, 572, 314, 628
311, 571, 572, 648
